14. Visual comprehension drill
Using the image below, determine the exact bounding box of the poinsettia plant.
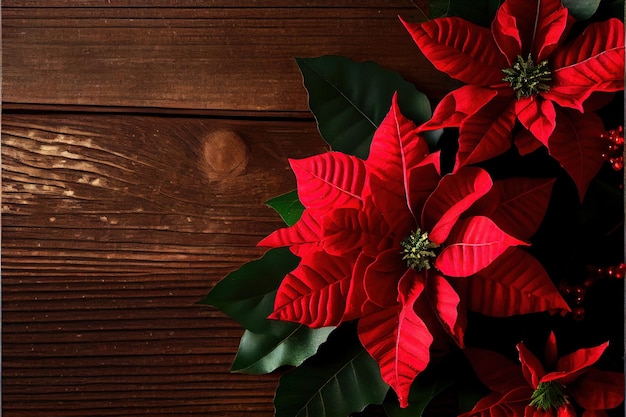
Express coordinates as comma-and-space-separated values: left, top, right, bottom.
462, 332, 624, 417
201, 0, 625, 416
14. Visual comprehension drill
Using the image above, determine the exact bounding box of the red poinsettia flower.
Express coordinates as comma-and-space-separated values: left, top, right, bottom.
462, 332, 624, 417
402, 0, 624, 200
258, 95, 569, 407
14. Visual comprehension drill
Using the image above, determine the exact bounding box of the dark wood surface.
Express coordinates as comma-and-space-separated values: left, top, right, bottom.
3, 1, 450, 114
2, 2, 450, 416
2, 114, 327, 416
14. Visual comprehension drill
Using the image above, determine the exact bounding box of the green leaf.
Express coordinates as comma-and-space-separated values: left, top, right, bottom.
562, 0, 601, 20
199, 247, 299, 333
297, 55, 433, 159
265, 190, 304, 226
231, 325, 334, 375
201, 229, 333, 376
274, 324, 389, 417
429, 0, 500, 27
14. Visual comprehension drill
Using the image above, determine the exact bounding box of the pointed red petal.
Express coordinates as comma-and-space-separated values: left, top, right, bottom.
455, 99, 517, 169
270, 252, 354, 328
322, 207, 387, 258
544, 331, 558, 369
517, 342, 545, 388
515, 97, 556, 144
459, 248, 570, 316
402, 17, 508, 86
367, 179, 417, 236
358, 272, 433, 408
368, 94, 430, 178
290, 152, 365, 210
494, 0, 569, 60
416, 149, 441, 174
366, 95, 430, 230
547, 19, 625, 110
569, 367, 625, 410
533, 0, 572, 61
491, 0, 574, 62
491, 0, 528, 63
492, 0, 570, 63
464, 347, 528, 393
321, 209, 363, 256
485, 177, 556, 241
436, 216, 527, 277
363, 248, 406, 308
514, 128, 543, 155
545, 109, 606, 202
258, 209, 322, 252
423, 167, 493, 244
544, 342, 609, 384
427, 273, 464, 346
407, 163, 442, 217
345, 252, 374, 320
418, 86, 499, 131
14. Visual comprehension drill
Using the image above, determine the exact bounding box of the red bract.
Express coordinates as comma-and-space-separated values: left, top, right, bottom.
258, 95, 569, 407
462, 332, 625, 417
402, 0, 624, 200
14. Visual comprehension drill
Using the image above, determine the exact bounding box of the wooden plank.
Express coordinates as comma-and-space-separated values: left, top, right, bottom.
1, 113, 329, 416
4, 0, 425, 6
2, 2, 452, 113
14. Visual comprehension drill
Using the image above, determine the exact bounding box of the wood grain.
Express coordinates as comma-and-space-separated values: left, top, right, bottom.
2, 1, 452, 114
1, 113, 329, 416
2, 2, 456, 415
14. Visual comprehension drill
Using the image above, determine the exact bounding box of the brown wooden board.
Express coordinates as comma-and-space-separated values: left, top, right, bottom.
1, 113, 329, 416
2, 2, 455, 416
2, 1, 451, 114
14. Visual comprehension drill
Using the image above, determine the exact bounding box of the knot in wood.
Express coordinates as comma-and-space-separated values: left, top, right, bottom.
200, 129, 248, 181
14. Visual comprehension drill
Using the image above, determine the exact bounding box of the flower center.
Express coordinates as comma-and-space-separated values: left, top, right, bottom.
401, 229, 439, 271
529, 381, 568, 411
502, 54, 552, 99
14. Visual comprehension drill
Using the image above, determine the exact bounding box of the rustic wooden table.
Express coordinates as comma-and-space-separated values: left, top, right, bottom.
2, 2, 450, 416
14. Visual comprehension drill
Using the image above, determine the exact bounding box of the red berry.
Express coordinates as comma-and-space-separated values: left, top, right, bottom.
572, 307, 585, 321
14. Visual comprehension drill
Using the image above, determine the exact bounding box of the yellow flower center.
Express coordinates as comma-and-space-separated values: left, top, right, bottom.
502, 54, 552, 99
401, 229, 439, 271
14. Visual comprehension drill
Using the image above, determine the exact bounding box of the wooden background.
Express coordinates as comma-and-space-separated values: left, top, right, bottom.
2, 2, 451, 416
